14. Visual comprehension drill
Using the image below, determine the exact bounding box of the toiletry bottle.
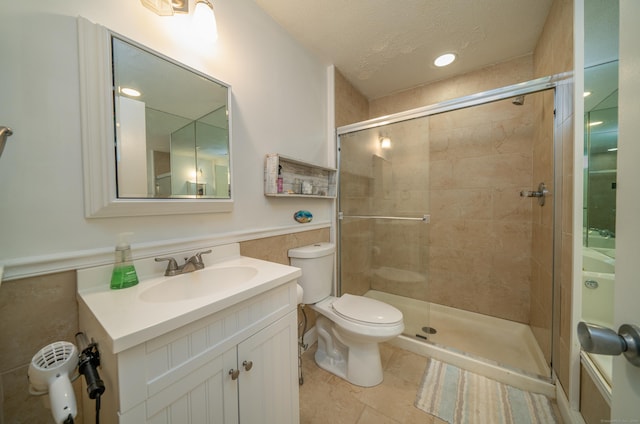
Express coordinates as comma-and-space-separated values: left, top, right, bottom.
277, 165, 284, 193
110, 233, 139, 289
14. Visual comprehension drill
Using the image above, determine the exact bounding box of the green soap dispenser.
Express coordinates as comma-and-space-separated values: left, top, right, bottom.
110, 232, 139, 289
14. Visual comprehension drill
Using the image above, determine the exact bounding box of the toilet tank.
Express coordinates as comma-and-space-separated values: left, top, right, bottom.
288, 242, 335, 304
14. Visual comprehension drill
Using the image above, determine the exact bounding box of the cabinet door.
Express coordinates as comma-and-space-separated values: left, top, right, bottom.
237, 311, 299, 424
142, 348, 239, 424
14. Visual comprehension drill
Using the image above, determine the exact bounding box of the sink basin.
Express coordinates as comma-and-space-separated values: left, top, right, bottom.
139, 266, 259, 303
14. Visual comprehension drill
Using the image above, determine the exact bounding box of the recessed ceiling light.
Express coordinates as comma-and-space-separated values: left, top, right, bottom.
583, 91, 592, 97
588, 121, 603, 127
434, 53, 456, 67
120, 87, 141, 97
607, 147, 618, 152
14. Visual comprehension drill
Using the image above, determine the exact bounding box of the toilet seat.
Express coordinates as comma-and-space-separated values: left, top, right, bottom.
332, 294, 403, 326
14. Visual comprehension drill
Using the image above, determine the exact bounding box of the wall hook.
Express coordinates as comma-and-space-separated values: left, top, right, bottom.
0, 126, 14, 158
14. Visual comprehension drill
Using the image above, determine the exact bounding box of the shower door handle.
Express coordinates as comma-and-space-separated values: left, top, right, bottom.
577, 321, 640, 367
520, 182, 549, 206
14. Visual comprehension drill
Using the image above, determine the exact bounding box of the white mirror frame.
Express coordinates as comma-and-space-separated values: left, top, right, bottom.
77, 17, 233, 218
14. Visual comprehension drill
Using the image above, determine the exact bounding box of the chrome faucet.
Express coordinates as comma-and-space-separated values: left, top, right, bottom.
155, 250, 212, 276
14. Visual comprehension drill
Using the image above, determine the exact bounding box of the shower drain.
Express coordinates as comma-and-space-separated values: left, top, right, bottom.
415, 326, 437, 340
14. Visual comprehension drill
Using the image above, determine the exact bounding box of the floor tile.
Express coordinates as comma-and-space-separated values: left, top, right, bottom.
299, 342, 445, 424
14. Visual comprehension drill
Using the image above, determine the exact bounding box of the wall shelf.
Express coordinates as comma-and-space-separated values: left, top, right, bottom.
264, 153, 336, 198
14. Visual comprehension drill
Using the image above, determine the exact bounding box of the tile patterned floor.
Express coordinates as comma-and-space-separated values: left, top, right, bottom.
299, 342, 448, 424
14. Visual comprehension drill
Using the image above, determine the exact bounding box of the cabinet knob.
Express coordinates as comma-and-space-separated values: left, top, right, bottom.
229, 369, 240, 380
243, 360, 253, 371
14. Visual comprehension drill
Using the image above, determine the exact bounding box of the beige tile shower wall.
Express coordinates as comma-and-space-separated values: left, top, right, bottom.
338, 118, 430, 301
428, 99, 535, 323
367, 118, 430, 301
340, 219, 374, 296
335, 68, 369, 128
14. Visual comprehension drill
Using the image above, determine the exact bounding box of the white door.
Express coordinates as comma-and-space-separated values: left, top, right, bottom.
611, 0, 640, 419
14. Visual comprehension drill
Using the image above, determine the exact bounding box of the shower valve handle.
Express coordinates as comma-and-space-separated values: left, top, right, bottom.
520, 182, 549, 206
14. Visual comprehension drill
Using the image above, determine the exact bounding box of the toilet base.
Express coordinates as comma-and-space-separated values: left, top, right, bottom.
314, 316, 384, 387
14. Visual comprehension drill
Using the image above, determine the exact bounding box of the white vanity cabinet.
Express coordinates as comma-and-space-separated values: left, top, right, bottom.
79, 282, 300, 424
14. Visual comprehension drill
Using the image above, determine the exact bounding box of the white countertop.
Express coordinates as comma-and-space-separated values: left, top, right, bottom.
77, 244, 301, 354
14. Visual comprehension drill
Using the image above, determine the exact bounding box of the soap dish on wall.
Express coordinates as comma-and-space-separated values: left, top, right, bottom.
293, 210, 313, 223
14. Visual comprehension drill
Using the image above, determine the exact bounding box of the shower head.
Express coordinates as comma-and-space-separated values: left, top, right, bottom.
512, 95, 525, 106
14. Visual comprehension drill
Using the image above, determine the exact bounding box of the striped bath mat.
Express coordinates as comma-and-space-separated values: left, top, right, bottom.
415, 359, 559, 424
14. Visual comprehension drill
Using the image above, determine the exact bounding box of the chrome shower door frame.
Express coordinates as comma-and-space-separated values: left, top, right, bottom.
335, 72, 572, 377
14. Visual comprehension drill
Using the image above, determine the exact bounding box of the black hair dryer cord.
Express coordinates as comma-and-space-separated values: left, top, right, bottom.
75, 332, 106, 424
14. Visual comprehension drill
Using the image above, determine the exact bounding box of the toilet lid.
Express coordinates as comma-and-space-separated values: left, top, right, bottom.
332, 294, 403, 324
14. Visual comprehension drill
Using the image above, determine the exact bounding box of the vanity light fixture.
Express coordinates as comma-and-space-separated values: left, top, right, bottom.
194, 0, 218, 41
380, 137, 391, 149
140, 0, 184, 16
140, 0, 218, 41
434, 53, 456, 67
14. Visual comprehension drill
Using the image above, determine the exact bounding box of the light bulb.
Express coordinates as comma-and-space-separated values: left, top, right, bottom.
194, 0, 218, 41
120, 87, 141, 97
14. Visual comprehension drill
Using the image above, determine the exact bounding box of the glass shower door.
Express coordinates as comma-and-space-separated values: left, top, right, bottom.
338, 116, 431, 339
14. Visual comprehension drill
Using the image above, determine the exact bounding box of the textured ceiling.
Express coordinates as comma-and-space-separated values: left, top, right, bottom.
254, 0, 554, 99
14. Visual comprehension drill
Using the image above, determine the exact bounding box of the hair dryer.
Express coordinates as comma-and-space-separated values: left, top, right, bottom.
28, 341, 78, 424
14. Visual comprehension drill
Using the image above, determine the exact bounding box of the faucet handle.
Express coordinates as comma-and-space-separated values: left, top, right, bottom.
191, 249, 211, 269
155, 257, 179, 276
193, 249, 212, 266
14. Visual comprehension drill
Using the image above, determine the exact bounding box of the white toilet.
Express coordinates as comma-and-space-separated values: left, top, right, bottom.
288, 242, 404, 387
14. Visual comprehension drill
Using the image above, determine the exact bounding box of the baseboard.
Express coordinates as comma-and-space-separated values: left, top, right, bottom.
555, 379, 586, 424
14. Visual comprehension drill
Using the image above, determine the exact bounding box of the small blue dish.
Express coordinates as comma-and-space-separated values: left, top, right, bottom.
293, 210, 313, 223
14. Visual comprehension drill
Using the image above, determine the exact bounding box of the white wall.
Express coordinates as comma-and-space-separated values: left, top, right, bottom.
0, 0, 332, 275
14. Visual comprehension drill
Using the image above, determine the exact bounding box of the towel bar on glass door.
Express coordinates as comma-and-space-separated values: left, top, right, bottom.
338, 212, 430, 222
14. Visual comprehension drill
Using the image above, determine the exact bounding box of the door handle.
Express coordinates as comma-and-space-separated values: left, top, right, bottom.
578, 321, 640, 367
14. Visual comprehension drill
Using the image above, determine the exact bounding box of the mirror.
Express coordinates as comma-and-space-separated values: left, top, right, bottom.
112, 37, 230, 199
78, 17, 233, 217
584, 61, 618, 252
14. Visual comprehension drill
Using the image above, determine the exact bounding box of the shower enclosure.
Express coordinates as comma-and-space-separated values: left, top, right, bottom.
337, 77, 566, 380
